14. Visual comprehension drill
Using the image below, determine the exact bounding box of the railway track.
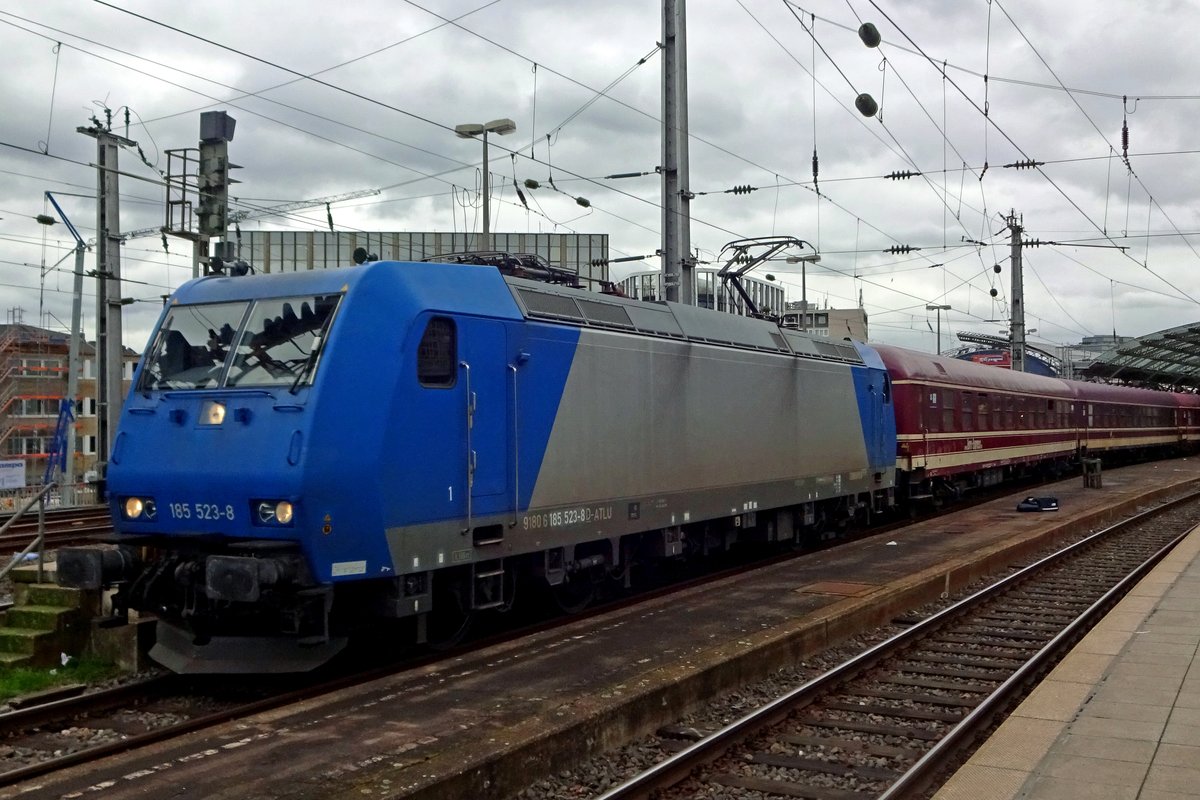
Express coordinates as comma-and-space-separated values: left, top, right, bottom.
593, 493, 1200, 800
0, 489, 1191, 795
0, 661, 431, 787
0, 528, 872, 788
0, 505, 112, 552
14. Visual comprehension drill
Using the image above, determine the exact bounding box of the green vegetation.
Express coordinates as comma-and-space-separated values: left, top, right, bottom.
0, 656, 121, 704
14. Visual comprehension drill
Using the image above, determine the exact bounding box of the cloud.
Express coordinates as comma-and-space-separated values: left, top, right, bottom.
1, 0, 1198, 358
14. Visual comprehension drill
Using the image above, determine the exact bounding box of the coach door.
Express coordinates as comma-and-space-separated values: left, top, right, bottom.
457, 318, 511, 541
1082, 402, 1093, 452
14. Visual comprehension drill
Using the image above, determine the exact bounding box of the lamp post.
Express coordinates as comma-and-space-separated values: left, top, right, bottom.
786, 253, 822, 331
926, 304, 951, 354
455, 118, 516, 252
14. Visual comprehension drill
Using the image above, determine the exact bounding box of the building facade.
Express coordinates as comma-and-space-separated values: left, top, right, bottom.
241, 231, 610, 288
0, 323, 137, 494
780, 302, 869, 341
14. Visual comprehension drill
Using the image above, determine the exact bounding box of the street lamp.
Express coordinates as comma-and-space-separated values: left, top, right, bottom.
926, 304, 951, 354
786, 253, 821, 331
455, 118, 516, 252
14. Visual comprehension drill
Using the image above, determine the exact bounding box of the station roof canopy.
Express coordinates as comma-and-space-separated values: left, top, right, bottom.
1080, 322, 1200, 391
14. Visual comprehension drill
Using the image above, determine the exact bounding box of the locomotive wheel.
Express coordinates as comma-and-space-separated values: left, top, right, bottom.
551, 574, 594, 614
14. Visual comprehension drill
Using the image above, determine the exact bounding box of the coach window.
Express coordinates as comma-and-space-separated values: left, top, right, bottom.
943, 389, 956, 431
962, 392, 974, 430
417, 317, 457, 387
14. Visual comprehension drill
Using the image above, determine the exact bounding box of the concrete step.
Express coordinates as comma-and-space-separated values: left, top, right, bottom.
17, 584, 82, 609
4, 605, 76, 632
9, 560, 55, 584
0, 652, 33, 669
0, 628, 54, 656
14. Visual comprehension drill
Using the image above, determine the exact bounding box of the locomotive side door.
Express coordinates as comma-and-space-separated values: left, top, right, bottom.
457, 318, 511, 522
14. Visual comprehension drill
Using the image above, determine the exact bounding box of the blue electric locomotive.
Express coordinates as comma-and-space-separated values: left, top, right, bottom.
60, 259, 896, 672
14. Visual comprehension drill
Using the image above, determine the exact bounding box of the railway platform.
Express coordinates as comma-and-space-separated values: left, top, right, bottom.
934, 513, 1200, 800
6, 458, 1200, 799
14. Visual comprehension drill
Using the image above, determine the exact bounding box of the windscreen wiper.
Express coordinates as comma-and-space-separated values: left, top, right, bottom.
288, 310, 336, 394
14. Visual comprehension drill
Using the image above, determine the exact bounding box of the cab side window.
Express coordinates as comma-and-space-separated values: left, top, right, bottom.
417, 317, 457, 387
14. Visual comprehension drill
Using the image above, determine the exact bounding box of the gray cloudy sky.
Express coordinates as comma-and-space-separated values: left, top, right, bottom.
3, 0, 1199, 354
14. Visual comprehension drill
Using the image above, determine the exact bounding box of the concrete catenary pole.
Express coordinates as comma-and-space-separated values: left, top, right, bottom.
661, 0, 694, 304
1007, 210, 1026, 373
78, 123, 134, 472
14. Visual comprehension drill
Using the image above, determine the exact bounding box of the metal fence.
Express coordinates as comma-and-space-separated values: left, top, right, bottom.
0, 483, 100, 513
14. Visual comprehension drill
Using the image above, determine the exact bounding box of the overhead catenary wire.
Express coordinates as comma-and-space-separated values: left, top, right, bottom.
783, 0, 1200, 102
775, 3, 1002, 299
988, 0, 1200, 301
2, 1, 1189, 349
11, 2, 972, 290
84, 3, 756, 247
865, 0, 1200, 306
409, 0, 960, 265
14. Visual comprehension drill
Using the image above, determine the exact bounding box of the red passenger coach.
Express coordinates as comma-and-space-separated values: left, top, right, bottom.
1178, 393, 1200, 446
874, 344, 1079, 499
1074, 382, 1188, 455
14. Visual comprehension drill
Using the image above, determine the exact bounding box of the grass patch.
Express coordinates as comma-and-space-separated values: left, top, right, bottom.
0, 656, 121, 704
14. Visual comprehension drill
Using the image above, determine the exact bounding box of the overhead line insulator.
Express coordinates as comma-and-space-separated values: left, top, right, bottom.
728, 184, 756, 195
1003, 159, 1044, 170
885, 170, 920, 180
883, 245, 920, 254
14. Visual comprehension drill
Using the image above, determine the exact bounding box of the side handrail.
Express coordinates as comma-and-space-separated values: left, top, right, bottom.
0, 482, 57, 584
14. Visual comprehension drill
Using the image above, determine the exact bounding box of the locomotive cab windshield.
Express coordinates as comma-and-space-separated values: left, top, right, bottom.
139, 293, 342, 392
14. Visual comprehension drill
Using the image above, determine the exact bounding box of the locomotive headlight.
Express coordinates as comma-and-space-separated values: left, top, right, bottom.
256, 500, 295, 526
200, 400, 226, 426
122, 497, 156, 520
123, 497, 143, 519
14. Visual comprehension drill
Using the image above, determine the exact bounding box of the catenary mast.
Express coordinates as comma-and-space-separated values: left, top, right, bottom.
662, 0, 694, 304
